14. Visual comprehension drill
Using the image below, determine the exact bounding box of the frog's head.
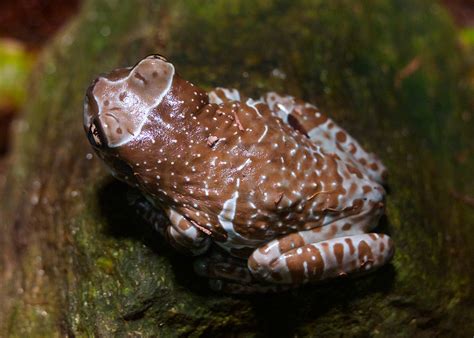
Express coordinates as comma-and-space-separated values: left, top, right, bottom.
84, 55, 175, 148
83, 55, 208, 186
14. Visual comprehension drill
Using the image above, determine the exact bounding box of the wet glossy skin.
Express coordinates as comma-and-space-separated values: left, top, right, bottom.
84, 55, 394, 293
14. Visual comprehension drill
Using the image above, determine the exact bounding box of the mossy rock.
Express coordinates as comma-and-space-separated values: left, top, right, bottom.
1, 0, 473, 336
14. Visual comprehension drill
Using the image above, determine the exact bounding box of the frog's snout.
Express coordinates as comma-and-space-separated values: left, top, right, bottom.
83, 55, 176, 148
83, 74, 138, 149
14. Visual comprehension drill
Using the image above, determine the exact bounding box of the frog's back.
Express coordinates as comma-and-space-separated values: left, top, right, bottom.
190, 89, 362, 253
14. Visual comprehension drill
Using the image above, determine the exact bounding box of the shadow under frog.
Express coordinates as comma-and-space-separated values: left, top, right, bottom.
97, 178, 395, 332
96, 178, 206, 293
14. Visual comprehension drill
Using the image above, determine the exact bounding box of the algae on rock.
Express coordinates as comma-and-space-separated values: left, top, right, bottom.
1, 0, 473, 336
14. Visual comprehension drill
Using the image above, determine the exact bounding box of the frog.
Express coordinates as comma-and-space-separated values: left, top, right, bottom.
83, 55, 394, 293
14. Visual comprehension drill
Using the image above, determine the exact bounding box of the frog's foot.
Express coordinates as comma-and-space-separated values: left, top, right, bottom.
127, 191, 211, 256
163, 208, 212, 256
248, 233, 394, 285
194, 250, 293, 294
262, 92, 388, 184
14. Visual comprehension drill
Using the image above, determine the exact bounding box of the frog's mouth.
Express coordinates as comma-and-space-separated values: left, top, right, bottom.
83, 55, 175, 148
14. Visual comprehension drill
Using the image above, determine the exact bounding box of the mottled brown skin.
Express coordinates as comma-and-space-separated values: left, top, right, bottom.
84, 55, 394, 293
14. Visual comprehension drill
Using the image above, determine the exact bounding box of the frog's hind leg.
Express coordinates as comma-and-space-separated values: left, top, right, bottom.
248, 232, 394, 285
208, 89, 387, 184
262, 92, 387, 184
193, 196, 388, 292
248, 187, 392, 285
193, 222, 394, 292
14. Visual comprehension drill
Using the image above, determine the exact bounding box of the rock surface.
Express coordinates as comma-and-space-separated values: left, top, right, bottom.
1, 0, 473, 336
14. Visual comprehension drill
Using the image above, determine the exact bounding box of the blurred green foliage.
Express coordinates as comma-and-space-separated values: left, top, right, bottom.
0, 39, 35, 110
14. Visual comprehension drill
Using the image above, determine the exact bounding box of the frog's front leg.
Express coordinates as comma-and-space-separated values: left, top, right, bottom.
248, 231, 393, 285
128, 191, 211, 255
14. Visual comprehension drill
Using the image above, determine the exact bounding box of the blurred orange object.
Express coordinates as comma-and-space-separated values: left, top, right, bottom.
0, 0, 80, 48
441, 0, 474, 27
0, 0, 80, 156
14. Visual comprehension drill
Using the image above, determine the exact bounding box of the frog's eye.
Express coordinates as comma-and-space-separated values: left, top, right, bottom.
147, 54, 168, 62
87, 118, 107, 148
